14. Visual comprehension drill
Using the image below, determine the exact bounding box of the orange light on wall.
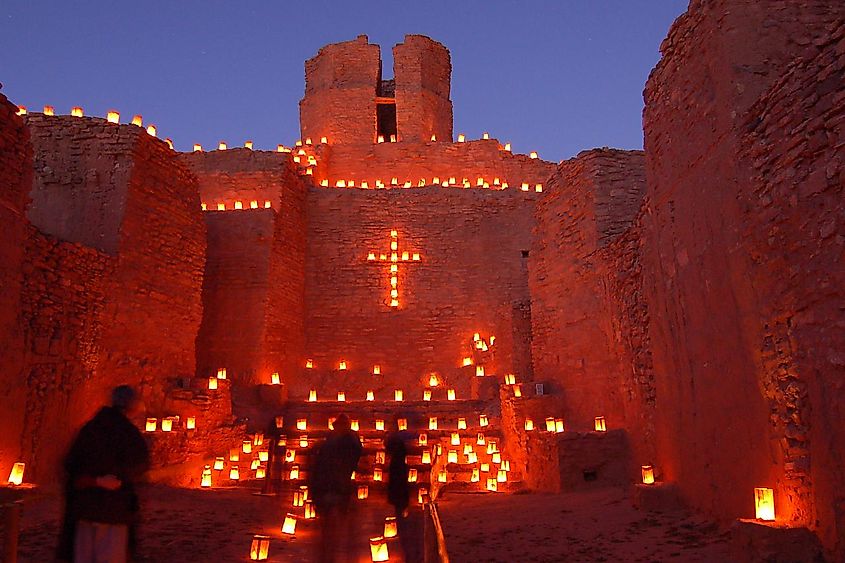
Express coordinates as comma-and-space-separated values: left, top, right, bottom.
249, 535, 270, 561
201, 465, 212, 488
594, 416, 607, 432
214, 457, 224, 471
271, 372, 281, 385
448, 389, 456, 401
754, 488, 775, 521
107, 110, 120, 123
282, 514, 297, 535
524, 418, 534, 431
366, 390, 375, 401
161, 418, 173, 432
457, 418, 467, 430
145, 418, 157, 432
641, 465, 655, 485
423, 389, 432, 401
229, 467, 240, 480
429, 417, 438, 430
394, 389, 404, 402
296, 419, 307, 431
7, 463, 25, 486
70, 106, 83, 117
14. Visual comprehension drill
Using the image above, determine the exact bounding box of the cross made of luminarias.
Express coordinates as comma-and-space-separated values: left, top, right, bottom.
366, 229, 421, 308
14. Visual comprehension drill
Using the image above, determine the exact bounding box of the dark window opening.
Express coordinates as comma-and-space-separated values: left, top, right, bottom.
377, 103, 397, 142
521, 250, 530, 258
582, 469, 598, 482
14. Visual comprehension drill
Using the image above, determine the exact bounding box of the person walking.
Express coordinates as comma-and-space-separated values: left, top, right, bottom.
58, 385, 150, 563
385, 413, 423, 562
309, 413, 363, 563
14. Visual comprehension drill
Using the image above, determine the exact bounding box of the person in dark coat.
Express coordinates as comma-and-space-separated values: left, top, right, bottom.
385, 413, 423, 563
58, 385, 150, 563
308, 413, 363, 563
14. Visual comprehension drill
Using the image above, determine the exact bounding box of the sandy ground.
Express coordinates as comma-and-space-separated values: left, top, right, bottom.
11, 485, 733, 562
438, 488, 734, 563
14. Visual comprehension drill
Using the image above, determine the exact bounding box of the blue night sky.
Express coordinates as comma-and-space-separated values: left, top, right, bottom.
1, 1, 688, 162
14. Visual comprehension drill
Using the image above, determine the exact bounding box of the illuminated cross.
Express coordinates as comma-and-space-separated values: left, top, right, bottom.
366, 229, 421, 308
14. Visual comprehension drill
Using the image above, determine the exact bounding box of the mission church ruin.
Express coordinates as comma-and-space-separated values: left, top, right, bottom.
1, 0, 844, 560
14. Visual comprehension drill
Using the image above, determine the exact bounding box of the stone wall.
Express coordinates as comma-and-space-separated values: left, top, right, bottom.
302, 186, 537, 400
642, 0, 844, 554
0, 93, 32, 481
393, 35, 453, 143
299, 35, 381, 145
184, 150, 307, 390
530, 149, 648, 436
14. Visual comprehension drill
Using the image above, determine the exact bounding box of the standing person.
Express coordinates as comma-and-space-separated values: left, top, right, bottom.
58, 385, 150, 563
385, 414, 423, 562
308, 413, 363, 563
262, 415, 284, 495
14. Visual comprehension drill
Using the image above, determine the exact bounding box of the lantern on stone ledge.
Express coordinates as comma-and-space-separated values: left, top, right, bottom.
337, 391, 346, 402
448, 389, 456, 401
207, 377, 218, 390
451, 432, 460, 446
524, 418, 534, 431
214, 457, 224, 471
486, 478, 498, 492
358, 485, 369, 500
304, 500, 316, 519
145, 418, 157, 432
282, 513, 297, 535
271, 372, 281, 385
479, 414, 489, 427
255, 466, 266, 479
229, 449, 240, 462
259, 450, 268, 462
408, 468, 418, 483
351, 420, 359, 431
370, 536, 389, 562
299, 436, 308, 448
423, 390, 432, 401
447, 450, 458, 464
398, 418, 408, 431
242, 440, 253, 454
375, 451, 385, 464
394, 389, 404, 402
755, 487, 775, 521
250, 535, 270, 561
422, 451, 431, 465
161, 418, 173, 432
309, 390, 317, 402
429, 417, 438, 430
504, 373, 516, 385
201, 465, 212, 488
366, 390, 375, 401
512, 384, 523, 398
418, 433, 428, 447
7, 463, 25, 486
457, 417, 467, 430
289, 466, 300, 480
293, 490, 305, 507
594, 416, 607, 432
375, 419, 385, 431
186, 417, 196, 430
384, 516, 398, 538
296, 419, 307, 431
373, 468, 383, 482
229, 466, 240, 480
437, 470, 447, 483
555, 418, 565, 433
641, 465, 655, 485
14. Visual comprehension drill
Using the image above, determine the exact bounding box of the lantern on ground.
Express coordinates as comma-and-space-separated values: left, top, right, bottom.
458, 134, 465, 142
145, 418, 157, 432
755, 488, 775, 521
422, 451, 431, 464
299, 436, 308, 448
408, 468, 418, 483
437, 470, 447, 483
275, 417, 284, 429
229, 449, 240, 462
296, 419, 307, 431
418, 488, 428, 504
304, 501, 316, 519
471, 468, 480, 482
358, 485, 369, 499
641, 465, 655, 485
492, 452, 501, 464
486, 478, 498, 492
370, 537, 389, 562
373, 364, 381, 375
214, 457, 224, 471
201, 465, 212, 488
351, 419, 359, 431
504, 374, 516, 385
229, 466, 240, 480
476, 366, 485, 377
497, 469, 507, 483
250, 535, 270, 561
545, 417, 555, 432
186, 417, 196, 430
479, 414, 489, 427
289, 466, 300, 480
338, 360, 347, 371
293, 490, 305, 507
555, 419, 565, 433
7, 463, 25, 486
594, 416, 607, 432
242, 440, 252, 454
208, 377, 218, 390
282, 513, 297, 535
477, 433, 486, 446
255, 467, 266, 479
375, 451, 385, 464
161, 418, 173, 432
374, 468, 383, 482
462, 357, 472, 367
524, 418, 534, 431
481, 463, 490, 473
285, 450, 295, 463
259, 450, 268, 462
384, 516, 398, 538
429, 374, 439, 387
305, 359, 314, 369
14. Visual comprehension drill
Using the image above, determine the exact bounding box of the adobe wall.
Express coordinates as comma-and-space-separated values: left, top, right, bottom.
530, 149, 648, 435
736, 20, 845, 553
393, 35, 453, 143
299, 35, 381, 145
642, 0, 844, 552
0, 94, 32, 480
302, 186, 538, 399
184, 150, 307, 389
308, 139, 556, 193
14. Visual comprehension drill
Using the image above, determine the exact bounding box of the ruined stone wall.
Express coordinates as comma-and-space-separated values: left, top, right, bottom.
299, 35, 381, 145
736, 19, 845, 553
642, 0, 844, 552
302, 187, 537, 400
393, 35, 453, 143
530, 149, 647, 434
308, 139, 555, 193
0, 94, 32, 480
184, 150, 307, 389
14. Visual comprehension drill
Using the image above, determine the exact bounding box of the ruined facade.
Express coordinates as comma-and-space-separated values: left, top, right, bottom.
1, 4, 844, 558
